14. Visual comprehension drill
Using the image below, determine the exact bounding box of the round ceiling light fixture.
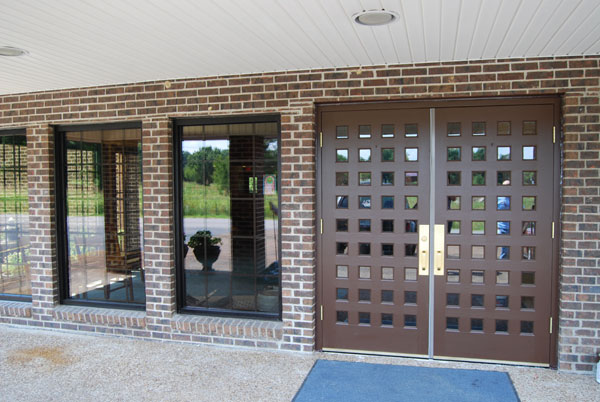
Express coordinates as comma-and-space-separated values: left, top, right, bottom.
0, 46, 29, 57
354, 9, 399, 26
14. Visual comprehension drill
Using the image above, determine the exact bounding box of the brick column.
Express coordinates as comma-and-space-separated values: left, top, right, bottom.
559, 90, 600, 372
280, 103, 317, 351
27, 124, 59, 321
142, 117, 175, 338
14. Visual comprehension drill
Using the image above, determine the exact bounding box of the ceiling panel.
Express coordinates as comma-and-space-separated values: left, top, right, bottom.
0, 0, 598, 95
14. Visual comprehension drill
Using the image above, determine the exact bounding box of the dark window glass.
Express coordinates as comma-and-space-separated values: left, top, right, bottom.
181, 122, 280, 316
336, 219, 348, 232
381, 289, 394, 303
381, 244, 394, 256
404, 291, 417, 304
471, 318, 483, 331
381, 313, 393, 326
0, 134, 30, 297
404, 314, 417, 327
63, 129, 144, 305
359, 219, 371, 232
382, 220, 394, 232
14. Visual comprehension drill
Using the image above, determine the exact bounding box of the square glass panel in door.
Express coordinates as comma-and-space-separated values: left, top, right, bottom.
522, 197, 536, 211
447, 196, 460, 210
523, 121, 537, 135
447, 147, 461, 161
381, 172, 394, 186
336, 288, 348, 300
336, 149, 349, 162
447, 221, 460, 234
405, 148, 418, 161
472, 196, 485, 210
447, 172, 461, 185
472, 122, 486, 136
523, 171, 537, 185
180, 122, 280, 316
497, 171, 511, 186
336, 126, 349, 139
497, 196, 511, 210
405, 196, 418, 209
359, 149, 371, 162
359, 219, 371, 232
522, 146, 536, 160
447, 122, 461, 136
381, 196, 394, 209
522, 221, 536, 235
381, 124, 395, 138
404, 123, 418, 137
336, 219, 348, 232
472, 147, 486, 161
405, 172, 418, 185
336, 172, 349, 186
497, 146, 511, 160
359, 172, 371, 186
359, 196, 371, 209
497, 121, 511, 136
359, 125, 371, 138
472, 171, 486, 185
381, 148, 394, 162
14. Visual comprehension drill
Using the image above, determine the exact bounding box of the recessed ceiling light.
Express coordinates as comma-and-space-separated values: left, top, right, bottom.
0, 46, 29, 57
354, 9, 398, 26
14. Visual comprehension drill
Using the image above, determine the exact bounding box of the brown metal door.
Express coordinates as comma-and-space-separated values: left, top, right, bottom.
433, 104, 556, 364
318, 99, 558, 364
319, 107, 431, 355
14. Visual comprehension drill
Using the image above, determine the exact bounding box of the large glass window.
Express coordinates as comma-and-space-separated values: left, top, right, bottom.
59, 127, 144, 306
178, 120, 280, 317
0, 132, 30, 299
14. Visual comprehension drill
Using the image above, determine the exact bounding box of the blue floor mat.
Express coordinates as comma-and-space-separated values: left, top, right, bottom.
293, 360, 519, 402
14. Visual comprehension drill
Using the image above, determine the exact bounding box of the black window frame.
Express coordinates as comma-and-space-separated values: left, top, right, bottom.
55, 121, 145, 311
0, 128, 31, 302
173, 114, 282, 320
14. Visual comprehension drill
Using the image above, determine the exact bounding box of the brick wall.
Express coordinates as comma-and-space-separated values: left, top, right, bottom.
0, 55, 598, 372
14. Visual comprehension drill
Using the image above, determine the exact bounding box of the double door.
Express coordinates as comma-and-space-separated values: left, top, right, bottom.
317, 99, 559, 365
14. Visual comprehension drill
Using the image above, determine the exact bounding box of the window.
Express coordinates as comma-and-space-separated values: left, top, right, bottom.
56, 124, 144, 307
176, 117, 280, 318
0, 130, 30, 299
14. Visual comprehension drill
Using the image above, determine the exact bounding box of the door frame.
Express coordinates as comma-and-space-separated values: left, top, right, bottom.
315, 96, 561, 367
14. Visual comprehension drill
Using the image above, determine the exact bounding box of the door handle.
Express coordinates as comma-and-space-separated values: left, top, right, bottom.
434, 224, 445, 276
418, 224, 429, 276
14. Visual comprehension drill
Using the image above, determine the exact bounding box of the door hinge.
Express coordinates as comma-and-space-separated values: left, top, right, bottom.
319, 131, 323, 148
553, 126, 556, 144
320, 305, 323, 321
549, 317, 553, 334
320, 218, 323, 234
552, 221, 555, 239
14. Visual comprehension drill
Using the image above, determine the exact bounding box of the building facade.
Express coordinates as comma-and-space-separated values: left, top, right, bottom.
0, 55, 598, 373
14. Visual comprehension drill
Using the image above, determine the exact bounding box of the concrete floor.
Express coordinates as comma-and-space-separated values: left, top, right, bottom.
0, 324, 598, 402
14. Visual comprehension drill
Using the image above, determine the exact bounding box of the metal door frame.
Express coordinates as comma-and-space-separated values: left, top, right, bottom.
316, 96, 561, 367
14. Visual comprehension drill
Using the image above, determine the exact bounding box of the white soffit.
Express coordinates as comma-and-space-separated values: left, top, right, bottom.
0, 0, 599, 95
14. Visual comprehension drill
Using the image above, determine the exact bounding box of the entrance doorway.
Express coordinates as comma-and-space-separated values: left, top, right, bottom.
317, 98, 559, 365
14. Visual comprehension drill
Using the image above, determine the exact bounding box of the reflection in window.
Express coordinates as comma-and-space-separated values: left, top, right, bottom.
405, 148, 418, 162
336, 126, 349, 139
181, 122, 280, 315
335, 126, 348, 139
63, 128, 144, 305
0, 134, 30, 297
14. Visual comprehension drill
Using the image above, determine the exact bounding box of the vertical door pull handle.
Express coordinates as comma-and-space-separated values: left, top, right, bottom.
434, 224, 445, 276
418, 225, 429, 276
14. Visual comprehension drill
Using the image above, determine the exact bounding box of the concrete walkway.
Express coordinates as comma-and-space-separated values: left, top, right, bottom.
0, 324, 597, 402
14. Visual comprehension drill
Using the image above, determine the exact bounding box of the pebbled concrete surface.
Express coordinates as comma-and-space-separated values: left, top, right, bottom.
0, 324, 598, 401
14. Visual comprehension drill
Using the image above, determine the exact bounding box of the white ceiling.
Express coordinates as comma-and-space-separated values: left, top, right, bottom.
1, 0, 599, 95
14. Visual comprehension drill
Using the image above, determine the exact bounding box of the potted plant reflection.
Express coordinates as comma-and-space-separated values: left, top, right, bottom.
187, 230, 222, 271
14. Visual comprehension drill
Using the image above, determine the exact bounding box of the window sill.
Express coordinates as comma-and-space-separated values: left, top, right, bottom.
0, 300, 32, 318
172, 313, 283, 341
53, 305, 146, 328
